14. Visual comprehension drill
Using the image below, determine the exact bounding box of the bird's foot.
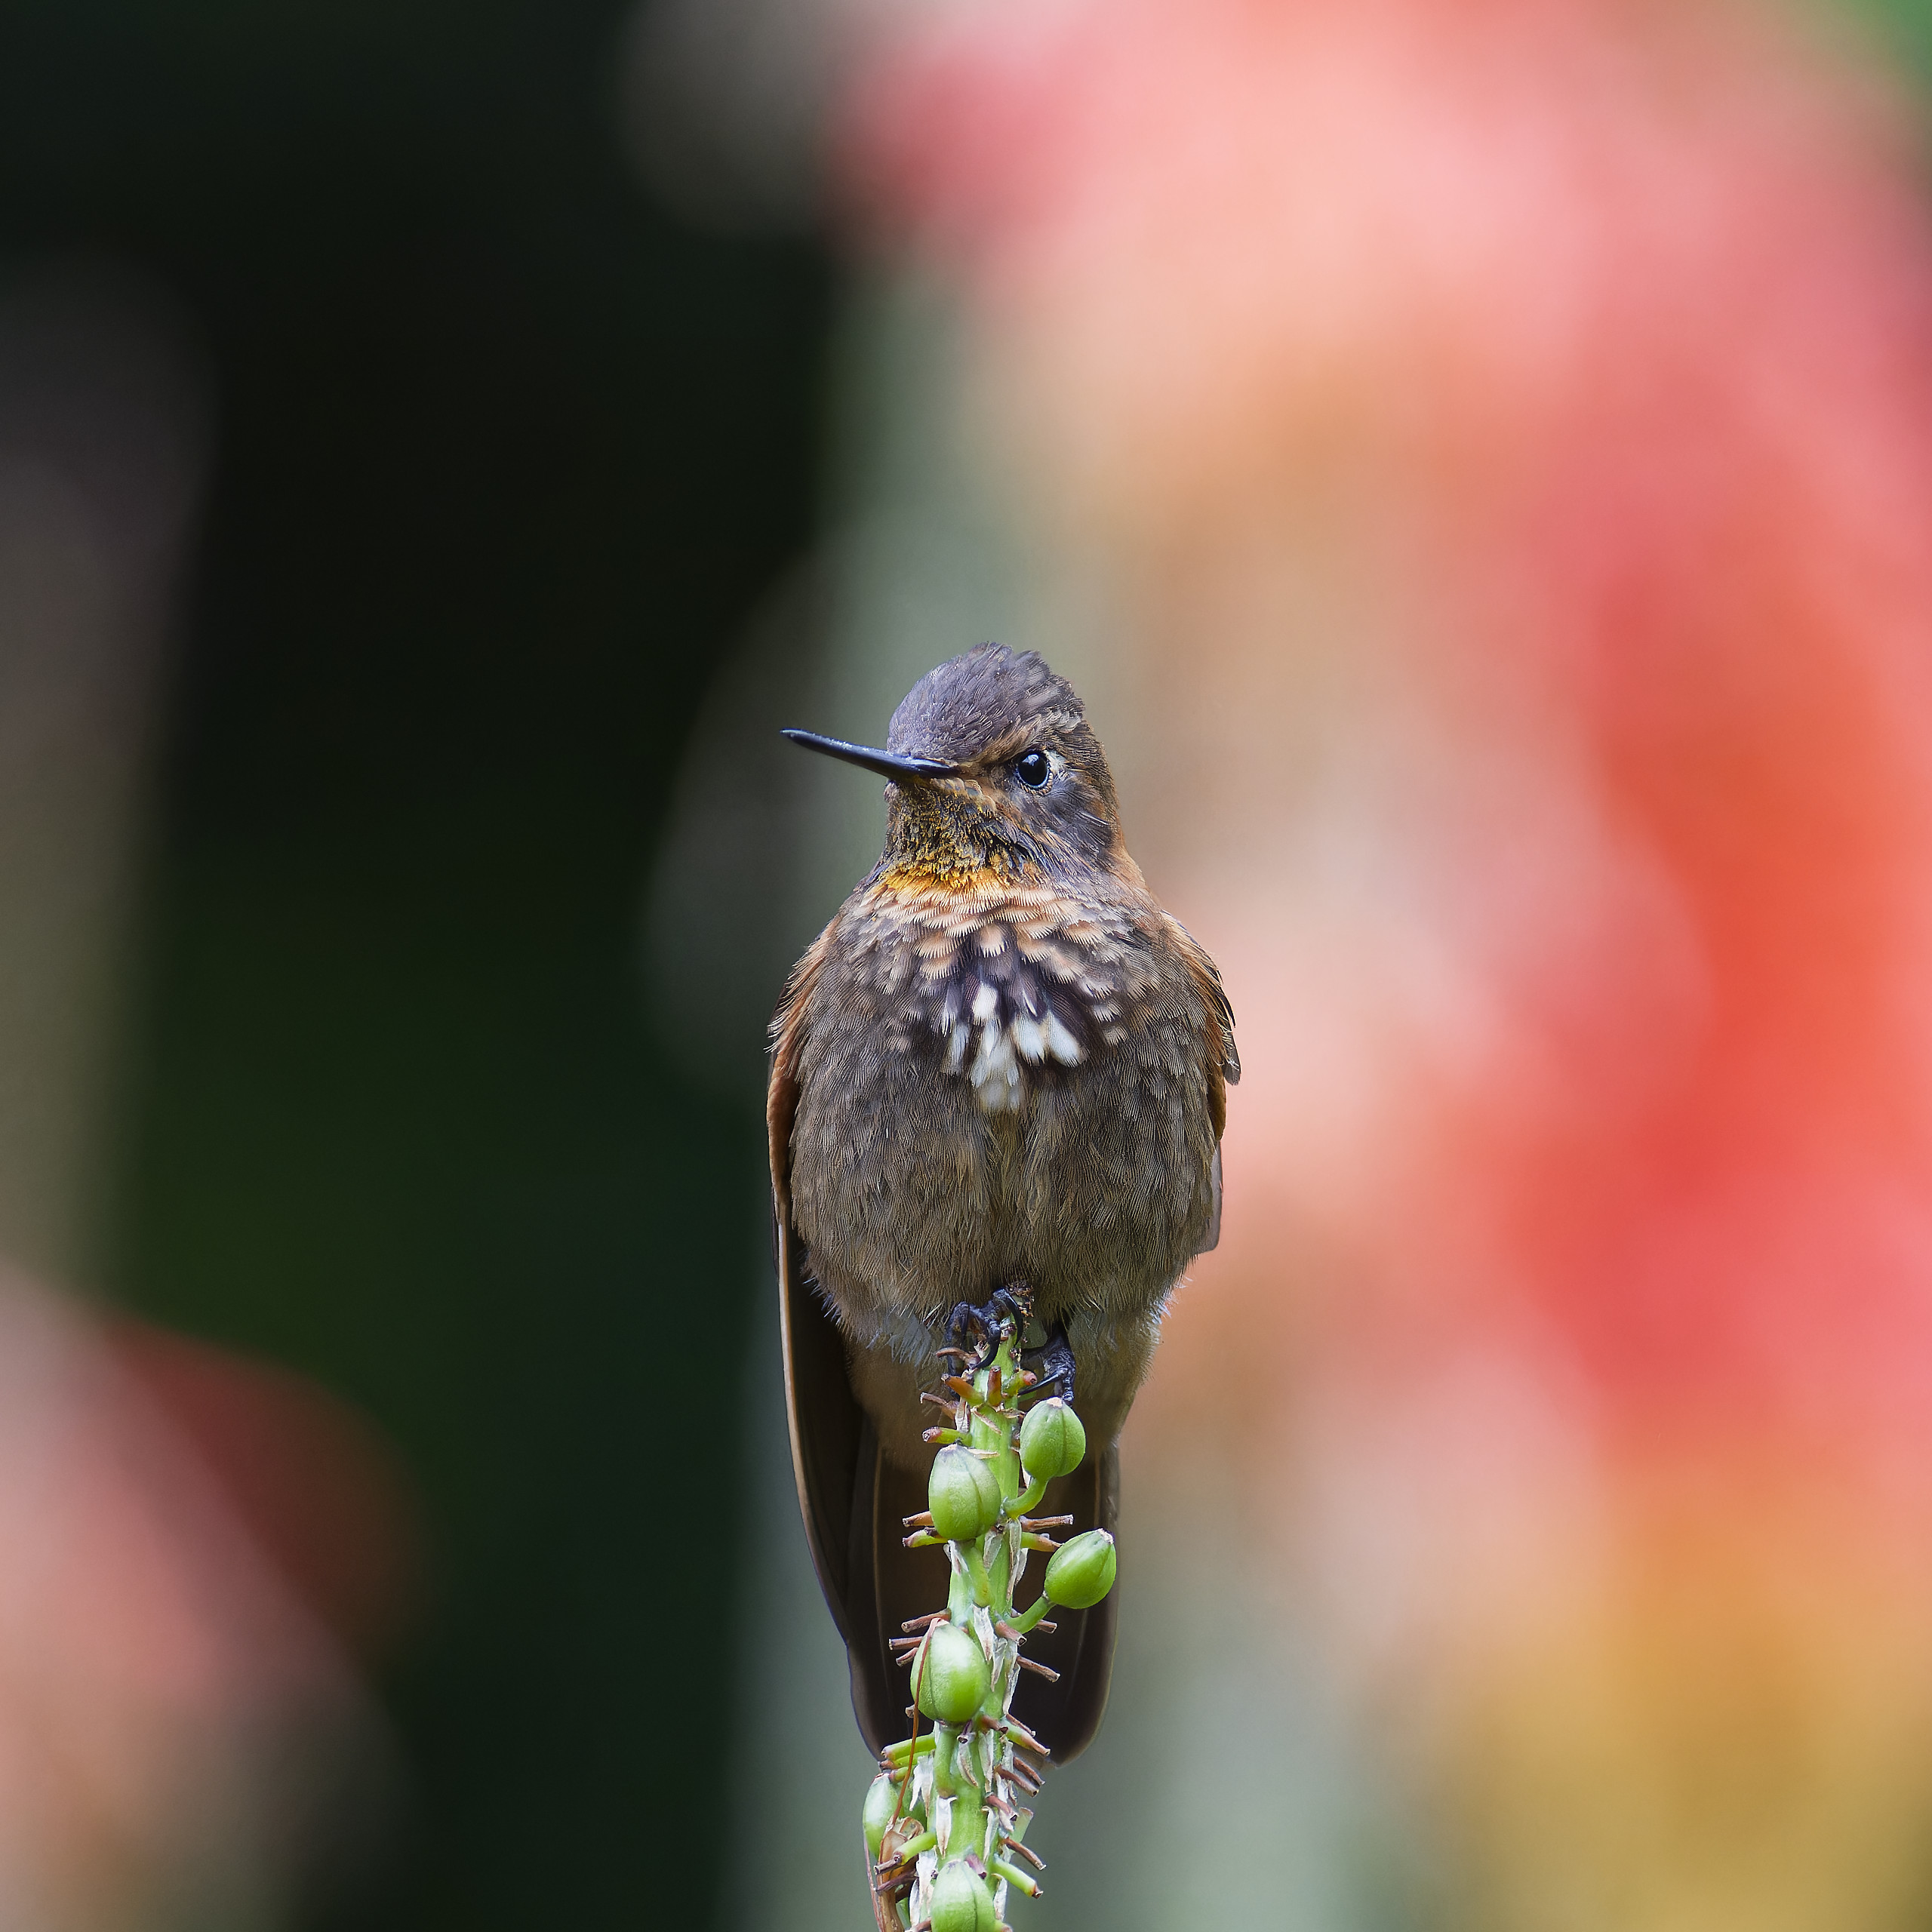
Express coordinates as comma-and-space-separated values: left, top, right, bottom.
1020, 1319, 1076, 1412
940, 1280, 1035, 1375
937, 1285, 1075, 1407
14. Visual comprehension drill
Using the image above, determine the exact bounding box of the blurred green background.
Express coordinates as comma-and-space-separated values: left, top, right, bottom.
0, 2, 829, 1927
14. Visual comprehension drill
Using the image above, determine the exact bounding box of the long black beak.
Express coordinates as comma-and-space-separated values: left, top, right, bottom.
780, 728, 956, 783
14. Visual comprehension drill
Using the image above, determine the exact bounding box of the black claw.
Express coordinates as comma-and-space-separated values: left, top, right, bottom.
940, 1281, 1036, 1375
944, 1300, 986, 1356
986, 1284, 1033, 1337
1020, 1320, 1076, 1411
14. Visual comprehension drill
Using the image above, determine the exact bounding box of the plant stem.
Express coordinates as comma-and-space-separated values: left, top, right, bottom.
861, 1307, 1111, 1931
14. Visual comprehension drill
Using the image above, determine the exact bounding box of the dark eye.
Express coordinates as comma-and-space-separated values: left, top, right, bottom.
1014, 749, 1052, 790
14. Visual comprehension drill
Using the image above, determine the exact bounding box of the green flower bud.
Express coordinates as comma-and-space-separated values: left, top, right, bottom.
863, 1773, 902, 1860
928, 1444, 1001, 1541
930, 1859, 998, 1932
1043, 1528, 1117, 1608
1018, 1397, 1087, 1481
913, 1621, 992, 1724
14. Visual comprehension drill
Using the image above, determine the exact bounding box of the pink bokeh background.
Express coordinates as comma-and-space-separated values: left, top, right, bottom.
826, 1, 1932, 1921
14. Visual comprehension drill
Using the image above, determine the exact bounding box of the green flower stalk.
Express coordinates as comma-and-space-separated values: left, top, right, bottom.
862, 1313, 1117, 1932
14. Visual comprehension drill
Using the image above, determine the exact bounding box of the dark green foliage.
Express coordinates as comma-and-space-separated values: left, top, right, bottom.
0, 2, 832, 1927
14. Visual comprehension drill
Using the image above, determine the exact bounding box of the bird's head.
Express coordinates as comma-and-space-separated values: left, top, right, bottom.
783, 643, 1131, 885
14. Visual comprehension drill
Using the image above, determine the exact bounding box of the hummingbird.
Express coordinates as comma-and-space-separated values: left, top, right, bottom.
768, 643, 1238, 1761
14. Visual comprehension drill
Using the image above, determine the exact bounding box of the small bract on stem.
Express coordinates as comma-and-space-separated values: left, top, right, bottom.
862, 1309, 1117, 1932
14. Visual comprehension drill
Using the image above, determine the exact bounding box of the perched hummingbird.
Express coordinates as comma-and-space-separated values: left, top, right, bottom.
769, 643, 1238, 1760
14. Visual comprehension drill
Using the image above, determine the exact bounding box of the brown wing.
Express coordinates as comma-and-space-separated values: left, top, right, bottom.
1164, 915, 1239, 1252
1165, 915, 1240, 1109
769, 928, 863, 1640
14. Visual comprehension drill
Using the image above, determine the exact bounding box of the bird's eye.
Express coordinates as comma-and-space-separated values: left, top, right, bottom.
1014, 749, 1052, 790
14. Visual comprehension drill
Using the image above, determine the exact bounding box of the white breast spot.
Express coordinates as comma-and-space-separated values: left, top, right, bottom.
1010, 1014, 1047, 1064
971, 980, 999, 1024
971, 1022, 1023, 1112
1044, 1011, 1085, 1066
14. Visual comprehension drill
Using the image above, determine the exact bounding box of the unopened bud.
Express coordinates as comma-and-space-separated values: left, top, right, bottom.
928, 1444, 1001, 1541
930, 1858, 998, 1932
863, 1773, 901, 1859
913, 1621, 992, 1724
1043, 1528, 1116, 1609
1018, 1398, 1086, 1481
